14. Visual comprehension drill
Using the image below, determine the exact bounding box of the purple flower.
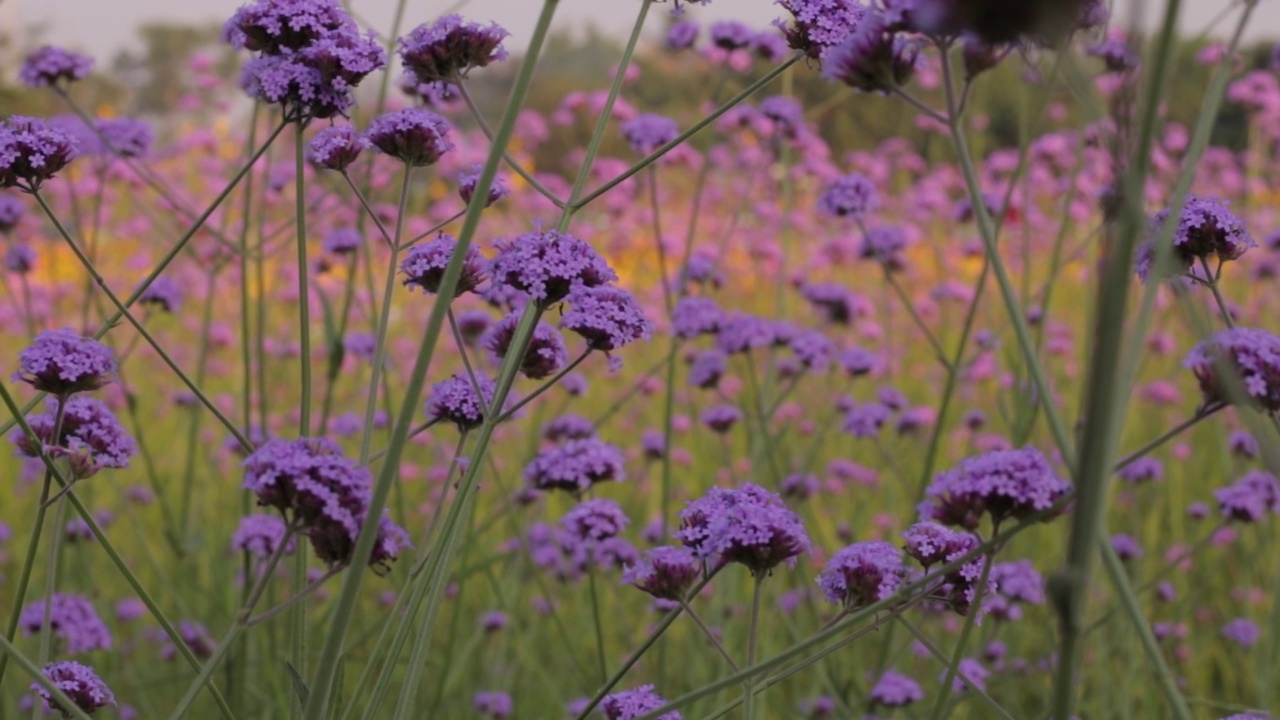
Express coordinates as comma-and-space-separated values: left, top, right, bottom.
1229, 430, 1259, 458
641, 429, 665, 460
15, 329, 116, 396
1214, 471, 1280, 523
458, 165, 510, 207
561, 498, 630, 543
622, 545, 699, 600
365, 108, 454, 166
307, 125, 368, 171
484, 313, 568, 380
398, 74, 461, 106
0, 116, 79, 192
524, 438, 625, 494
1088, 38, 1140, 73
789, 330, 834, 371
920, 446, 1070, 530
1184, 328, 1280, 412
988, 559, 1045, 612
138, 276, 183, 314
715, 313, 793, 354
1139, 195, 1255, 282
4, 242, 36, 274
1221, 617, 1260, 648
702, 404, 743, 434
759, 96, 805, 139
0, 193, 25, 231
323, 228, 362, 255
870, 670, 925, 707
620, 113, 680, 155
224, 0, 352, 53
676, 483, 810, 575
672, 297, 722, 339
1110, 534, 1143, 560
754, 32, 791, 62
488, 229, 617, 306
398, 14, 509, 83
11, 396, 136, 478
802, 283, 867, 325
473, 690, 513, 719
160, 620, 216, 661
560, 285, 653, 352
232, 514, 296, 558
902, 521, 976, 568
666, 21, 699, 51
1118, 457, 1163, 484
913, 0, 1107, 44
600, 685, 681, 720
454, 309, 491, 346
688, 349, 727, 389
20, 46, 94, 88
822, 15, 921, 94
945, 658, 989, 693
369, 513, 411, 574
542, 414, 595, 442
400, 232, 484, 296
781, 473, 820, 500
239, 53, 355, 120
708, 21, 754, 51
843, 402, 891, 439
32, 661, 115, 716
817, 172, 879, 218
817, 540, 906, 608
426, 373, 496, 430
94, 118, 153, 159
861, 225, 910, 270
775, 0, 864, 60
20, 594, 112, 653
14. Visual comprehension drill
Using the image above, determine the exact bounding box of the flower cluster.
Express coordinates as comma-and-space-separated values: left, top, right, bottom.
559, 285, 653, 353
19, 594, 112, 654
676, 483, 810, 576
524, 437, 625, 494
0, 116, 79, 192
426, 373, 497, 430
488, 229, 618, 306
32, 661, 115, 717
822, 15, 921, 95
1137, 196, 1255, 283
307, 124, 368, 171
818, 172, 879, 218
775, 0, 864, 60
600, 685, 681, 720
620, 113, 681, 155
19, 46, 94, 88
1184, 328, 1280, 412
10, 396, 137, 479
920, 447, 1070, 530
816, 540, 907, 608
365, 108, 455, 166
400, 232, 484, 296
484, 313, 569, 380
1214, 471, 1280, 523
622, 545, 700, 601
398, 14, 509, 84
232, 514, 297, 558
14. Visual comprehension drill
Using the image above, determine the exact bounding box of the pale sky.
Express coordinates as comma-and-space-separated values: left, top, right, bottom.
10, 0, 1278, 61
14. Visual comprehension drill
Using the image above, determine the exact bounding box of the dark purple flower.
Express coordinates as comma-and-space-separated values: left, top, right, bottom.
365, 108, 454, 166
1184, 328, 1280, 412
232, 514, 296, 558
323, 228, 362, 255
600, 685, 681, 720
224, 0, 352, 53
32, 661, 115, 716
775, 0, 864, 60
0, 193, 25, 232
988, 559, 1045, 608
843, 402, 892, 438
1110, 533, 1144, 560
861, 225, 910, 270
484, 313, 568, 380
524, 438, 625, 494
0, 116, 79, 191
821, 15, 921, 94
1214, 471, 1280, 523
426, 373, 496, 430
560, 285, 653, 352
241, 437, 371, 550
902, 521, 976, 568
473, 690, 513, 719
1221, 617, 1261, 648
368, 512, 411, 573
666, 21, 699, 51
789, 330, 834, 371
817, 540, 906, 608
802, 282, 867, 325
702, 404, 742, 434
4, 242, 36, 274
913, 0, 1107, 44
454, 309, 491, 346
488, 229, 617, 306
300, 26, 386, 84
919, 446, 1070, 530
622, 545, 699, 600
138, 276, 183, 314
307, 125, 368, 171
398, 14, 509, 83
672, 297, 722, 340
715, 313, 794, 354
688, 349, 726, 389
870, 670, 925, 707
457, 165, 510, 207
1117, 456, 1163, 484
20, 594, 112, 653
400, 232, 484, 296
781, 473, 820, 500
10, 396, 136, 478
561, 498, 630, 543
1138, 195, 1255, 282
19, 46, 94, 88
675, 483, 810, 575
641, 429, 665, 460
620, 113, 680, 155
239, 54, 354, 120
1088, 38, 1140, 73
944, 658, 989, 693
15, 329, 116, 396
94, 118, 153, 159
818, 172, 879, 218
753, 31, 791, 62
543, 414, 595, 442
159, 620, 216, 661
708, 21, 754, 51
759, 96, 805, 139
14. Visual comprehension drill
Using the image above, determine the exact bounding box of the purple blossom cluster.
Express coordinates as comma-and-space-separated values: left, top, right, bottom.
484, 313, 569, 380
1184, 328, 1280, 412
920, 447, 1070, 530
676, 483, 810, 576
816, 540, 907, 608
19, 594, 112, 654
0, 116, 79, 192
1214, 471, 1280, 523
398, 14, 509, 84
400, 232, 484, 296
600, 684, 681, 720
560, 286, 653, 353
426, 373, 497, 430
488, 229, 618, 307
524, 437, 625, 494
19, 46, 94, 88
10, 396, 137, 479
622, 545, 700, 600
307, 124, 368, 171
33, 661, 115, 716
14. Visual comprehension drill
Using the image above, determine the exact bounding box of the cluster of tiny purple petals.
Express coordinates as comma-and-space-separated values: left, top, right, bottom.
224, 0, 352, 53
802, 282, 866, 325
1138, 195, 1255, 282
708, 21, 755, 51
621, 545, 699, 600
1214, 471, 1280, 523
19, 46, 94, 87
903, 521, 976, 568
818, 172, 879, 218
675, 483, 810, 575
458, 166, 510, 207
715, 313, 793, 354
16, 329, 116, 396
560, 498, 630, 543
307, 125, 368, 171
1184, 328, 1280, 412
365, 109, 454, 166
489, 229, 617, 306
0, 193, 24, 231
543, 414, 595, 442
20, 594, 112, 654
775, 0, 865, 60
426, 373, 496, 430
139, 276, 183, 314
600, 685, 681, 720
620, 113, 681, 155
524, 438, 625, 494
484, 314, 568, 380
240, 53, 355, 119
672, 297, 723, 339
232, 514, 296, 558
667, 20, 699, 50
817, 540, 907, 608
400, 232, 484, 296
0, 116, 79, 191
821, 14, 920, 94
94, 118, 153, 159
920, 447, 1070, 529
33, 661, 115, 716
870, 670, 925, 707
560, 285, 653, 352
398, 14, 509, 83
4, 242, 36, 274
11, 396, 137, 478
323, 228, 362, 255
473, 690, 513, 719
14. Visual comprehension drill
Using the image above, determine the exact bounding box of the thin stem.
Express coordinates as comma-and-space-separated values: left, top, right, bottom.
678, 600, 740, 671
296, 124, 313, 437
495, 349, 592, 423
927, 549, 995, 720
455, 81, 565, 209
34, 491, 70, 694
1201, 257, 1236, 328
1113, 403, 1224, 472
341, 171, 395, 248
247, 566, 343, 626
743, 576, 763, 720
400, 209, 467, 249
897, 617, 1017, 720
892, 87, 949, 124
448, 307, 485, 405
587, 563, 609, 684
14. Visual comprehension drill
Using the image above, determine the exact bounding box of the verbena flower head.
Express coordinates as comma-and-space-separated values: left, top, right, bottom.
802, 282, 866, 325
365, 109, 454, 166
489, 229, 617, 306
817, 540, 907, 608
560, 285, 653, 352
920, 446, 1070, 530
240, 53, 356, 120
561, 498, 630, 543
323, 228, 362, 255
1184, 328, 1280, 412
715, 313, 794, 354
458, 165, 510, 207
1118, 456, 1163, 484
1088, 38, 1140, 73
0, 116, 79, 192
300, 26, 387, 84
224, 0, 353, 53
94, 118, 153, 159
473, 690, 513, 719
19, 46, 94, 87
368, 512, 412, 573
138, 276, 183, 314
667, 20, 699, 51
775, 0, 864, 60
484, 313, 568, 380
3, 243, 34, 273
0, 193, 25, 232
600, 685, 681, 720
620, 113, 680, 155
307, 125, 368, 171
708, 21, 755, 51
1138, 195, 1255, 282
818, 172, 879, 218
822, 15, 920, 94
913, 0, 1107, 44
524, 438, 625, 494
232, 514, 296, 558
20, 594, 112, 653
1221, 617, 1261, 648
32, 661, 115, 716
861, 225, 910, 270
789, 330, 834, 371
1110, 533, 1143, 560
902, 521, 977, 568
672, 297, 723, 339
702, 404, 743, 433
241, 437, 371, 541
16, 329, 116, 396
542, 414, 595, 442
675, 483, 810, 576
11, 397, 136, 479
398, 14, 509, 83
426, 373, 496, 430
622, 545, 699, 600
400, 232, 484, 297
1214, 471, 1280, 523
759, 95, 805, 139
870, 670, 925, 707
688, 349, 727, 389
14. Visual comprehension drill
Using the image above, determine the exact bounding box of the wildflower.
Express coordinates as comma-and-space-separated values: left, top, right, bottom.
620, 113, 680, 155
759, 96, 805, 139
860, 225, 910, 270
1110, 534, 1143, 560
1184, 328, 1280, 412
688, 349, 727, 389
1118, 457, 1163, 484
0, 116, 79, 192
716, 313, 793, 354
524, 438, 625, 494
457, 165, 510, 207
367, 513, 411, 573
817, 172, 879, 218
781, 473, 820, 500
484, 313, 568, 380
708, 21, 754, 51
822, 15, 920, 94
816, 540, 907, 608
239, 54, 355, 120
94, 118, 153, 158
803, 283, 867, 325
919, 447, 1070, 530
676, 483, 810, 575
1221, 618, 1260, 648
32, 661, 115, 716
1088, 38, 1140, 73
666, 21, 699, 51
10, 397, 136, 478
398, 14, 509, 83
902, 521, 976, 568
20, 594, 112, 653
489, 229, 617, 306
775, 0, 864, 60
560, 285, 653, 352
453, 309, 492, 345
946, 658, 990, 692
986, 559, 1045, 620
232, 514, 296, 559
1214, 471, 1280, 523
138, 276, 183, 314
0, 193, 25, 231
1137, 196, 1254, 283
19, 46, 94, 87
224, 0, 352, 53
912, 0, 1107, 45
789, 330, 834, 371
1229, 430, 1259, 458
323, 228, 362, 255
701, 404, 742, 434
542, 414, 595, 442
426, 373, 496, 430
365, 108, 454, 166
600, 684, 681, 720
672, 297, 722, 339
307, 125, 368, 171
561, 498, 630, 543
870, 670, 925, 707
843, 402, 891, 439
473, 691, 513, 719
159, 621, 216, 660
641, 430, 666, 460
400, 232, 484, 296
622, 546, 699, 600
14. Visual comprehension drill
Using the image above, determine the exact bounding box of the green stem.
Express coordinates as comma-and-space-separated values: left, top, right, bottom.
927, 549, 995, 720
897, 617, 1016, 720
743, 576, 763, 720
678, 600, 740, 671
587, 563, 609, 684
295, 124, 313, 438
494, 349, 592, 424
